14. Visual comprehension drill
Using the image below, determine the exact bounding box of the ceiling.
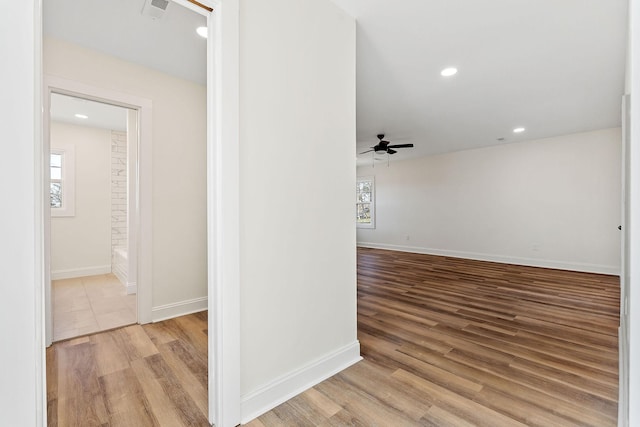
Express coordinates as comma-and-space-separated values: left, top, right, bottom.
45, 0, 628, 163
50, 93, 128, 131
332, 0, 629, 164
44, 0, 207, 85
45, 0, 206, 131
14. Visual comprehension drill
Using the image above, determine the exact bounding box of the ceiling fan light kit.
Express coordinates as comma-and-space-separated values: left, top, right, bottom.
359, 134, 415, 166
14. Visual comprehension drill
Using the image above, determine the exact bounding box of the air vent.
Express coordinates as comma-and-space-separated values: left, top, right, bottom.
141, 0, 169, 19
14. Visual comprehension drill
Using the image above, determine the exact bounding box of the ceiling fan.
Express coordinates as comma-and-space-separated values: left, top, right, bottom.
360, 134, 414, 155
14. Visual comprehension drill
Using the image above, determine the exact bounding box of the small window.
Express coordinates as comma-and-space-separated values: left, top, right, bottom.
356, 176, 375, 228
50, 146, 75, 217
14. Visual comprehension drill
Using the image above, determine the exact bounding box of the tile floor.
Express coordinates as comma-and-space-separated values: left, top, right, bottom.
52, 273, 136, 342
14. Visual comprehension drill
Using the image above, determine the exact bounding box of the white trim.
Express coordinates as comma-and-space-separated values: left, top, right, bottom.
126, 110, 139, 304
51, 265, 111, 280
619, 93, 631, 427
620, 325, 629, 427
357, 242, 620, 275
240, 341, 362, 424
34, 3, 46, 425
126, 281, 137, 295
628, 0, 640, 425
43, 76, 153, 342
207, 1, 242, 426
151, 296, 208, 322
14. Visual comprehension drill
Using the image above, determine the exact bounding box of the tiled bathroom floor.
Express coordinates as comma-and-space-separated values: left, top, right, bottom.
52, 273, 136, 341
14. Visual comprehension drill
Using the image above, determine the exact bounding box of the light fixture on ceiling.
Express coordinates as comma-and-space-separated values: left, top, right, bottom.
74, 114, 88, 119
513, 127, 526, 133
196, 26, 208, 38
440, 67, 458, 77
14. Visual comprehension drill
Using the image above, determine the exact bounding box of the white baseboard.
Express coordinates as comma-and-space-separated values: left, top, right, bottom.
357, 242, 620, 276
241, 341, 362, 424
51, 265, 111, 280
151, 296, 208, 322
126, 281, 137, 295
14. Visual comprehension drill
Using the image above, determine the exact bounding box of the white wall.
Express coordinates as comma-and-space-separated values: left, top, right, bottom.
44, 38, 207, 312
50, 122, 112, 277
238, 0, 359, 421
0, 2, 43, 424
358, 128, 622, 275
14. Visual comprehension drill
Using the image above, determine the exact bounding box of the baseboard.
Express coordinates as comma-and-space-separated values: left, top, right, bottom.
357, 242, 620, 275
126, 281, 137, 295
618, 326, 629, 426
241, 341, 362, 424
151, 296, 208, 322
51, 265, 111, 280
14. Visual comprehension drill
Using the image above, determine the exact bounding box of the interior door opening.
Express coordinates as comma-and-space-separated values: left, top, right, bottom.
47, 93, 138, 342
40, 0, 242, 425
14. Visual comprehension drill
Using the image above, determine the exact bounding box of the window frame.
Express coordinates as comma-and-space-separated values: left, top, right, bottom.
356, 176, 375, 229
50, 145, 75, 217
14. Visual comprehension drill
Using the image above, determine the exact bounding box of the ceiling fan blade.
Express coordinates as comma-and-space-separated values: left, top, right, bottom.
359, 149, 374, 154
387, 149, 397, 154
387, 144, 414, 148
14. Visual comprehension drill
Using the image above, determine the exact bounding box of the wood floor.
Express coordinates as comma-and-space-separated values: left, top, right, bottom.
248, 248, 619, 426
47, 311, 209, 426
48, 248, 619, 426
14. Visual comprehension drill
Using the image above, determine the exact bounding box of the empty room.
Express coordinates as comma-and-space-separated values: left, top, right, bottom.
3, 0, 640, 427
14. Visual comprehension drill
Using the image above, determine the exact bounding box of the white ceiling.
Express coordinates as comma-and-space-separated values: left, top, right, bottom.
50, 93, 129, 131
332, 0, 629, 164
44, 0, 207, 85
45, 0, 628, 163
45, 0, 206, 131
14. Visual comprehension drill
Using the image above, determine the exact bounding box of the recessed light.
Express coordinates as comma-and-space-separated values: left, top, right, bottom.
440, 67, 458, 77
74, 114, 88, 119
196, 26, 207, 38
513, 127, 526, 133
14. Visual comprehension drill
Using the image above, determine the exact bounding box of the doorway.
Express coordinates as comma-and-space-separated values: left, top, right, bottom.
48, 93, 138, 341
44, 79, 153, 344
39, 0, 242, 425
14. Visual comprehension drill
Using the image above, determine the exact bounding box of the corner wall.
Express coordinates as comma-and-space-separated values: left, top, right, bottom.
238, 0, 359, 421
358, 128, 622, 274
0, 2, 42, 424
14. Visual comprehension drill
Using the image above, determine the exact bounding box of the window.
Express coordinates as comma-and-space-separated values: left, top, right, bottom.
356, 176, 375, 228
50, 146, 75, 217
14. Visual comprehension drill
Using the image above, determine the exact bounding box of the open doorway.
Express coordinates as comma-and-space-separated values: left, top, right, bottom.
40, 0, 242, 425
48, 93, 137, 341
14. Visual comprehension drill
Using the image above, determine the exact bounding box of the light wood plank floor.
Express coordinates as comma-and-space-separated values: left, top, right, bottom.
48, 248, 619, 426
247, 248, 619, 426
47, 311, 209, 426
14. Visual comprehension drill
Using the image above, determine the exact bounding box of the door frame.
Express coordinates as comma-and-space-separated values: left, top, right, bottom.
36, 0, 241, 426
200, 1, 242, 424
43, 76, 153, 345
619, 94, 631, 427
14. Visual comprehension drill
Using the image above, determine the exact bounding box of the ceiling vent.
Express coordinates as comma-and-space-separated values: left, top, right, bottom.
141, 0, 169, 20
